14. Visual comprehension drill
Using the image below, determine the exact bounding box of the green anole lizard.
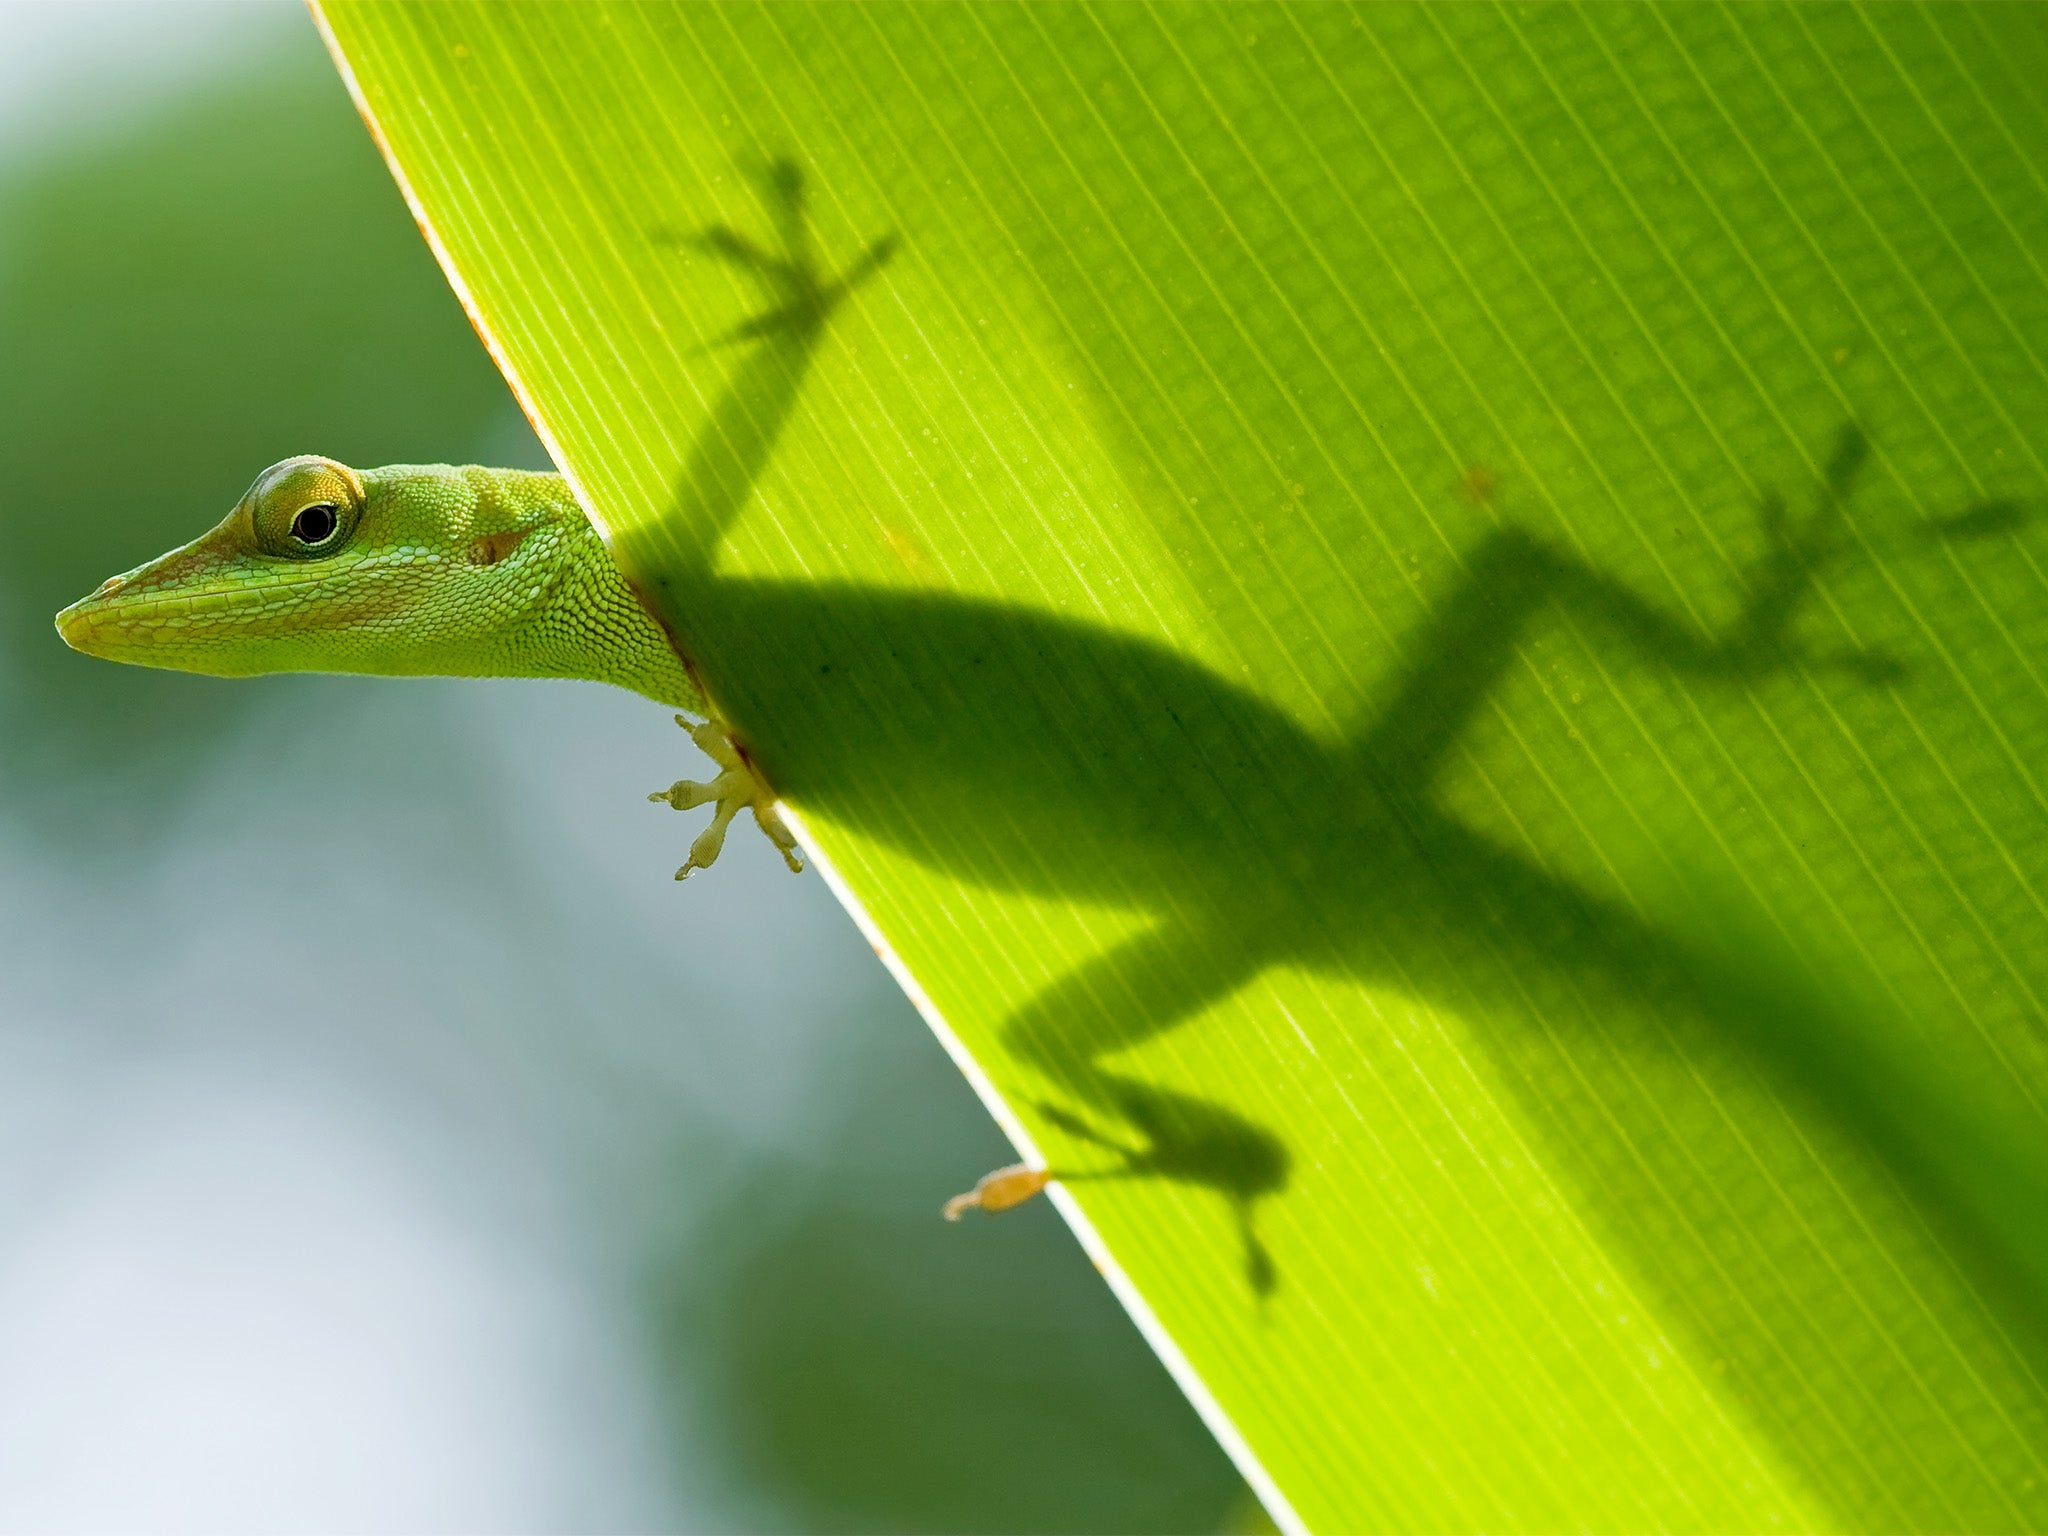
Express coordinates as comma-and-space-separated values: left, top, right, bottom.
54, 163, 899, 886
56, 451, 800, 882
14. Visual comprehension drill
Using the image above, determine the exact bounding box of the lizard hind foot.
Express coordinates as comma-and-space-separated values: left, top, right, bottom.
650, 715, 806, 880
942, 1162, 1052, 1221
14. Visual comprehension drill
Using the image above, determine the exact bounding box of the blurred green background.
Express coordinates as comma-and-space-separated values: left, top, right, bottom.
0, 5, 1239, 1528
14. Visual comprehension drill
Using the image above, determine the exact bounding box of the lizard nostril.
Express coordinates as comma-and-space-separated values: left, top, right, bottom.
94, 576, 122, 597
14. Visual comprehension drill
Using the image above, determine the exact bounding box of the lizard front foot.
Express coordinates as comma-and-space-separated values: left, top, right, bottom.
650, 715, 804, 880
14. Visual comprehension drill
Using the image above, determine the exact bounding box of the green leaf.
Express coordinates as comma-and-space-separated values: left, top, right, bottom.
314, 4, 2048, 1528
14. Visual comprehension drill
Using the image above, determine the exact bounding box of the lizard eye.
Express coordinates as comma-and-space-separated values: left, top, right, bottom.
245, 456, 364, 560
289, 503, 340, 547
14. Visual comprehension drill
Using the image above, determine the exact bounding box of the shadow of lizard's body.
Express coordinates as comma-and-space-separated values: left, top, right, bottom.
636, 165, 2042, 1303
699, 562, 1826, 1074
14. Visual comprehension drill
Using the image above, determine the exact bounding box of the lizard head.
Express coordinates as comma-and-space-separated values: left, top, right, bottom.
56, 455, 579, 681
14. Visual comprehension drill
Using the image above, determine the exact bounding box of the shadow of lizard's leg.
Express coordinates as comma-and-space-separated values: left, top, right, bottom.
1359, 424, 1886, 794
1540, 425, 1892, 683
1036, 1072, 1292, 1296
645, 160, 895, 878
1002, 918, 1270, 1096
945, 918, 1270, 1218
662, 160, 897, 584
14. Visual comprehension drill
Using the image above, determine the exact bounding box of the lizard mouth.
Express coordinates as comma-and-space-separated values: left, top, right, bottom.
56, 527, 415, 679
59, 541, 205, 661
53, 537, 307, 672
55, 574, 149, 660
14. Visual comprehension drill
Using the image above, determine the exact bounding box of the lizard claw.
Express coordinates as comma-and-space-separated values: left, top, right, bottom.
651, 715, 804, 879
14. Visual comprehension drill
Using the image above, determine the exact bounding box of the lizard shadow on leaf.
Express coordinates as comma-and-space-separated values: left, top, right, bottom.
1036, 1079, 1289, 1302
641, 161, 2047, 1310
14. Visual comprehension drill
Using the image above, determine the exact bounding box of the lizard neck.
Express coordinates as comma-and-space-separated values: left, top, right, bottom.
497, 480, 704, 712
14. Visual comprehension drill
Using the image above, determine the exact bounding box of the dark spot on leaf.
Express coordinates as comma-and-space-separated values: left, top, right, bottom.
1924, 498, 2031, 542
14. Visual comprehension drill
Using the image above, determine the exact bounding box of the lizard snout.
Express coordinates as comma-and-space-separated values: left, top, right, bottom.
54, 587, 119, 657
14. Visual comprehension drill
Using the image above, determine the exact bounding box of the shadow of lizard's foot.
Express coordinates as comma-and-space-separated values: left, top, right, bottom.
1712, 424, 1887, 683
679, 157, 896, 346
650, 714, 804, 879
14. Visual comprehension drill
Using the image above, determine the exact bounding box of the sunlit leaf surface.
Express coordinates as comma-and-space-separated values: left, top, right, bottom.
317, 5, 2048, 1528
